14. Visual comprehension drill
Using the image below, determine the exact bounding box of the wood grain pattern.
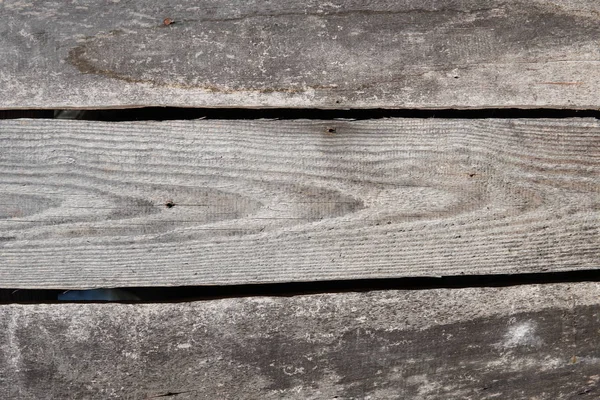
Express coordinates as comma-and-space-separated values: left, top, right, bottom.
2, 283, 600, 399
0, 118, 598, 288
2, 0, 600, 109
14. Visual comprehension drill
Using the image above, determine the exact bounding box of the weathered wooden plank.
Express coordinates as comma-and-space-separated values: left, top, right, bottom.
2, 0, 600, 109
2, 283, 600, 399
0, 118, 598, 288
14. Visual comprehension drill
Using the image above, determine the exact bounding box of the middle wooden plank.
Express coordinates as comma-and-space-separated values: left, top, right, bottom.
0, 118, 598, 288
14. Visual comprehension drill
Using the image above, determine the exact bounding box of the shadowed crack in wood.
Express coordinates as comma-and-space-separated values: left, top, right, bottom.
1, 283, 600, 399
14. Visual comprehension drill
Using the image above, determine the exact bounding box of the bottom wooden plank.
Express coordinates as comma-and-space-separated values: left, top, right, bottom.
2, 283, 600, 399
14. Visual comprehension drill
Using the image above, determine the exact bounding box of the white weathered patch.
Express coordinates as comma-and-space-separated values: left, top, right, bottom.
283, 366, 305, 376
5, 313, 22, 372
66, 312, 93, 342
500, 321, 542, 349
177, 343, 192, 350
406, 374, 444, 396
576, 356, 600, 364
122, 351, 139, 360
486, 356, 562, 372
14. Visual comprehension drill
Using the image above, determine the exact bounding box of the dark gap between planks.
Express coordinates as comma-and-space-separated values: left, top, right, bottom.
2, 269, 600, 304
0, 108, 599, 121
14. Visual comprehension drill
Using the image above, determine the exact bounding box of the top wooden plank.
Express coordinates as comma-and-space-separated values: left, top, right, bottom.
2, 0, 600, 109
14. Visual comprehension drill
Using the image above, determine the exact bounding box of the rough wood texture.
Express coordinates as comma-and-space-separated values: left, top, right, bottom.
2, 283, 600, 399
2, 0, 600, 109
0, 118, 598, 288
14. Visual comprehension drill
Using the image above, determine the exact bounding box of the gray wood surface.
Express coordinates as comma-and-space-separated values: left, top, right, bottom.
0, 118, 598, 288
2, 0, 600, 109
2, 283, 600, 399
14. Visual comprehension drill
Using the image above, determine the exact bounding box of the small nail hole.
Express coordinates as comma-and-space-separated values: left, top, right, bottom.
327, 127, 337, 133
165, 201, 175, 208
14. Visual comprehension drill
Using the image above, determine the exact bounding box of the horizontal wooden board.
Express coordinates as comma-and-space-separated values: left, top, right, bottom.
0, 118, 598, 288
2, 283, 600, 399
2, 0, 600, 109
